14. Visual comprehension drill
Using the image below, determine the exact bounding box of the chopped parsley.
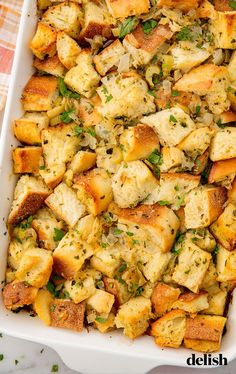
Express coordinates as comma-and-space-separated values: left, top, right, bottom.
95, 317, 107, 323
212, 244, 220, 262
142, 19, 158, 34
172, 233, 185, 255
51, 364, 59, 373
216, 119, 225, 129
39, 165, 46, 170
53, 228, 65, 242
118, 263, 127, 273
59, 78, 80, 99
177, 26, 193, 41
86, 127, 96, 137
229, 0, 236, 10
126, 231, 134, 237
119, 17, 138, 38
135, 286, 144, 296
0, 354, 4, 361
16, 215, 33, 230
169, 114, 177, 123
158, 201, 170, 206
74, 126, 84, 136
196, 105, 201, 115
147, 149, 163, 165
114, 228, 123, 235
101, 85, 113, 103
148, 89, 156, 97
60, 108, 75, 124
172, 90, 180, 97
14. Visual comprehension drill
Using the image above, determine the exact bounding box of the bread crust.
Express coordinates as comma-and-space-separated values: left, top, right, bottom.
3, 281, 38, 310
50, 299, 85, 332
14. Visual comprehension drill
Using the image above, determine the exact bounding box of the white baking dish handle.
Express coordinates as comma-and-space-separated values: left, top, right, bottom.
51, 344, 161, 374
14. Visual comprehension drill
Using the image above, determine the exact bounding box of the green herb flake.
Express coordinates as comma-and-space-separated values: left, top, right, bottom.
147, 149, 163, 165
142, 19, 158, 34
158, 200, 170, 206
59, 78, 80, 99
53, 228, 65, 242
74, 126, 84, 136
95, 317, 107, 323
51, 364, 59, 373
118, 263, 127, 273
119, 17, 138, 38
101, 242, 108, 248
229, 0, 236, 10
39, 165, 46, 170
60, 108, 75, 124
135, 286, 144, 296
0, 354, 4, 361
196, 105, 201, 115
114, 228, 123, 235
148, 89, 156, 97
172, 90, 180, 97
169, 114, 177, 123
86, 127, 96, 137
216, 119, 225, 129
15, 359, 19, 365
177, 26, 193, 41
126, 231, 134, 237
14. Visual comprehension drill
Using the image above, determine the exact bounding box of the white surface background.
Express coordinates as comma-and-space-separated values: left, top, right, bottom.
0, 109, 236, 374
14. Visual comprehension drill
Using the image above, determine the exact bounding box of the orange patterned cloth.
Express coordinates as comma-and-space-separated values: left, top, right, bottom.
0, 0, 23, 111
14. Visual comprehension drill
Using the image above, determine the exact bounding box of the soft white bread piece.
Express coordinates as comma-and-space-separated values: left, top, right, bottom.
210, 203, 236, 251
160, 147, 190, 173
12, 146, 42, 174
139, 248, 172, 282
90, 247, 121, 278
184, 315, 226, 352
105, 0, 150, 18
211, 11, 236, 49
33, 55, 65, 77
30, 22, 57, 60
208, 158, 236, 183
115, 296, 152, 339
76, 96, 102, 128
94, 40, 126, 76
185, 228, 216, 253
56, 31, 81, 69
141, 107, 196, 147
8, 228, 37, 270
171, 42, 210, 73
200, 260, 218, 290
21, 76, 59, 112
203, 290, 227, 316
31, 207, 64, 251
42, 1, 82, 39
120, 124, 159, 162
103, 277, 130, 306
184, 186, 227, 229
112, 203, 180, 253
87, 289, 115, 314
112, 161, 158, 208
172, 291, 209, 313
14, 112, 49, 145
8, 175, 51, 225
228, 50, 236, 81
3, 281, 38, 311
216, 245, 236, 282
209, 128, 236, 161
151, 283, 181, 316
97, 71, 155, 119
76, 214, 102, 245
123, 24, 173, 67
172, 238, 211, 293
228, 177, 236, 203
74, 168, 113, 216
158, 0, 200, 12
45, 183, 85, 227
64, 273, 96, 304
151, 310, 186, 348
177, 127, 214, 159
64, 50, 100, 98
69, 151, 96, 174
96, 146, 123, 174
16, 247, 53, 288
50, 299, 85, 332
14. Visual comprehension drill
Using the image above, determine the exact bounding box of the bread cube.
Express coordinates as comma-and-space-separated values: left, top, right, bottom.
34, 55, 65, 77
50, 299, 85, 332
172, 238, 211, 293
155, 86, 200, 112
184, 315, 226, 352
172, 291, 209, 313
103, 277, 130, 306
228, 177, 236, 203
90, 247, 121, 278
200, 260, 218, 290
94, 312, 115, 333
123, 24, 173, 67
115, 296, 152, 339
96, 146, 123, 174
8, 175, 51, 225
151, 310, 186, 348
160, 147, 188, 173
56, 31, 81, 69
30, 22, 57, 60
210, 128, 236, 161
178, 127, 214, 159
74, 168, 113, 215
184, 186, 227, 229
12, 146, 42, 174
211, 11, 236, 49
197, 0, 215, 18
76, 214, 102, 245
8, 228, 37, 270
171, 43, 210, 73
14, 112, 49, 145
64, 50, 100, 98
141, 107, 195, 147
94, 40, 126, 76
219, 111, 236, 124
151, 283, 181, 316
37, 0, 52, 10
120, 124, 159, 162
77, 97, 102, 128
203, 290, 227, 316
64, 275, 96, 304
217, 245, 236, 282
228, 50, 236, 81
69, 151, 96, 174
214, 0, 232, 11
158, 0, 200, 12
42, 2, 82, 39
185, 228, 216, 253
208, 158, 236, 183
192, 150, 209, 176
3, 281, 38, 310
97, 71, 155, 119
139, 249, 172, 282
105, 0, 150, 18
16, 248, 53, 288
87, 289, 115, 314
211, 203, 236, 250
21, 76, 59, 112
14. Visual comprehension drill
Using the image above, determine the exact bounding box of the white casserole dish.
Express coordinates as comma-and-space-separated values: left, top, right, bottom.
0, 1, 236, 373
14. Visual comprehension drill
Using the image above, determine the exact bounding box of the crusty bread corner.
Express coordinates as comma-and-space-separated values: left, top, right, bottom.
210, 203, 236, 251
105, 0, 150, 18
208, 158, 236, 184
103, 277, 130, 306
64, 275, 96, 304
228, 177, 236, 203
87, 289, 115, 314
77, 97, 102, 128
13, 112, 49, 145
203, 289, 227, 316
216, 245, 236, 282
56, 31, 81, 70
158, 0, 200, 12
172, 291, 209, 313
12, 146, 42, 174
8, 175, 51, 225
50, 299, 85, 332
177, 127, 214, 159
69, 151, 96, 174
210, 128, 236, 162
3, 281, 38, 310
151, 283, 181, 316
33, 55, 66, 77
94, 39, 126, 76
211, 10, 236, 49
30, 22, 57, 60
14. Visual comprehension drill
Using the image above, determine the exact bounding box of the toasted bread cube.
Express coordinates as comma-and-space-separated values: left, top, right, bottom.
151, 310, 186, 348
158, 0, 199, 12
139, 249, 172, 282
228, 50, 236, 81
14, 113, 49, 145
56, 31, 81, 69
112, 161, 158, 209
12, 146, 42, 174
185, 229, 216, 253
211, 11, 236, 49
91, 247, 121, 278
45, 183, 85, 227
171, 43, 210, 73
103, 277, 130, 306
211, 203, 236, 251
94, 40, 126, 76
172, 291, 209, 313
97, 72, 155, 119
53, 230, 93, 279
155, 86, 200, 112
115, 296, 152, 339
216, 245, 236, 281
33, 289, 53, 326
210, 128, 236, 161
94, 312, 115, 333
172, 238, 211, 293
184, 186, 227, 229
33, 55, 65, 77
64, 50, 100, 98
87, 289, 115, 314
42, 2, 82, 39
203, 290, 227, 316
69, 151, 96, 174
178, 127, 214, 159
8, 175, 50, 225
184, 315, 226, 352
119, 124, 159, 162
208, 158, 236, 183
37, 0, 52, 10
77, 97, 102, 128
123, 24, 173, 67
16, 248, 53, 288
8, 228, 37, 270
141, 107, 195, 147
214, 0, 232, 11
192, 150, 209, 176
64, 274, 96, 304
219, 111, 236, 124
21, 76, 58, 112
151, 283, 181, 316
30, 22, 57, 60
3, 281, 38, 310
96, 146, 123, 174
228, 177, 236, 203
105, 0, 149, 18
50, 299, 85, 332
74, 168, 113, 215
160, 147, 188, 173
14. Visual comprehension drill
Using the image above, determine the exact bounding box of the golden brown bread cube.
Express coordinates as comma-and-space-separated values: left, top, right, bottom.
208, 158, 236, 183
30, 22, 57, 60
69, 151, 96, 174
105, 0, 150, 18
13, 113, 49, 145
94, 40, 126, 76
33, 289, 54, 326
210, 128, 236, 161
210, 203, 236, 251
50, 299, 85, 332
172, 291, 209, 313
3, 281, 38, 310
12, 147, 42, 174
151, 283, 181, 316
177, 127, 214, 159
216, 245, 236, 282
158, 0, 200, 12
228, 177, 236, 203
21, 76, 58, 112
56, 31, 81, 69
76, 97, 102, 128
211, 11, 236, 49
87, 289, 115, 314
203, 290, 227, 316
33, 55, 65, 77
103, 277, 130, 306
